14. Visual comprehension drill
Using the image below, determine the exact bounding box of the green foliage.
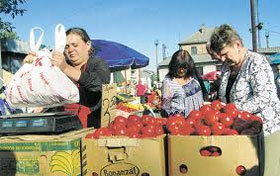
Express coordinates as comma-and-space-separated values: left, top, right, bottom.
0, 0, 27, 39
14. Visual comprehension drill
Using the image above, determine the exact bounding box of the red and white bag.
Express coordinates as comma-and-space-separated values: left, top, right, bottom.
6, 24, 80, 108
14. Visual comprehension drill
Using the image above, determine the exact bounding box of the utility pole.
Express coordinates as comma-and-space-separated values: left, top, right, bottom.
154, 40, 159, 82
256, 0, 261, 49
250, 0, 257, 51
162, 43, 166, 60
265, 31, 269, 48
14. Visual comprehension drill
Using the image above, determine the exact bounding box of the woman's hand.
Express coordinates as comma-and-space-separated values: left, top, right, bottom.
23, 52, 37, 64
52, 51, 68, 72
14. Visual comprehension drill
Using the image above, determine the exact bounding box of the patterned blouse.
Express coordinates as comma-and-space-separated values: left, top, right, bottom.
219, 50, 280, 136
161, 75, 204, 117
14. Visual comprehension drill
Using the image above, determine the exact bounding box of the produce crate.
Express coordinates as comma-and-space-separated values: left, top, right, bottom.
82, 135, 166, 176
0, 128, 92, 176
168, 132, 264, 176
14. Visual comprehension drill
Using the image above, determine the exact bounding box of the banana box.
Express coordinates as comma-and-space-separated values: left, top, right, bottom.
168, 133, 264, 176
82, 135, 167, 176
0, 128, 93, 176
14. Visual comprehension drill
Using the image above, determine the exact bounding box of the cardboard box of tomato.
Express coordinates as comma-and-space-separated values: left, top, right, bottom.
168, 133, 264, 176
167, 101, 265, 176
81, 135, 167, 176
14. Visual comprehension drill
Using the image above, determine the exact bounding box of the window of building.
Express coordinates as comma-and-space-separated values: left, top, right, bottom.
191, 46, 197, 55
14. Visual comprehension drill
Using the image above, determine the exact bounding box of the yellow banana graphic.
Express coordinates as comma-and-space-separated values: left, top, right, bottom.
71, 150, 81, 175
50, 164, 70, 175
50, 151, 73, 175
50, 159, 70, 174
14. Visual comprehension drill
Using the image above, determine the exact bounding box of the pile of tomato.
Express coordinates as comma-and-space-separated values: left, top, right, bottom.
86, 114, 167, 139
86, 100, 263, 139
166, 100, 263, 136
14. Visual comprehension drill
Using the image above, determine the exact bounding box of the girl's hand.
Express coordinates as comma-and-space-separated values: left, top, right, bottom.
23, 52, 37, 64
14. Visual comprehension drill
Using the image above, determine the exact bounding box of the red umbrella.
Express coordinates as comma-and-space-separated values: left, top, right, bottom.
202, 71, 221, 81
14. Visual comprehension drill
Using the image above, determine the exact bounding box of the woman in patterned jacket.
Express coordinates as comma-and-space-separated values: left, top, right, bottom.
209, 24, 280, 176
161, 50, 206, 118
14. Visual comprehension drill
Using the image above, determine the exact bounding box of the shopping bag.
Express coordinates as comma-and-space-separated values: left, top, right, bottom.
6, 24, 80, 108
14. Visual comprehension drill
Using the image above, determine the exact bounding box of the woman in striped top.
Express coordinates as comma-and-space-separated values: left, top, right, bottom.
161, 50, 204, 118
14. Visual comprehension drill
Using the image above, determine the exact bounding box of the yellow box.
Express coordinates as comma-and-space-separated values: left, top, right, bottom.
168, 133, 264, 176
82, 135, 166, 176
0, 128, 93, 176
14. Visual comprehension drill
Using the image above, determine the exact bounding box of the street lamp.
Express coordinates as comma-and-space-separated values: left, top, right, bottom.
154, 40, 159, 81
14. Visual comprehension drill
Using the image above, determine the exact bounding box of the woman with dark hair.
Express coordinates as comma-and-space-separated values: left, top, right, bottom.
161, 49, 205, 117
24, 27, 110, 128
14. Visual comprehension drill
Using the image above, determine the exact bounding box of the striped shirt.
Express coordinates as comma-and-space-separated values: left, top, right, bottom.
161, 75, 204, 117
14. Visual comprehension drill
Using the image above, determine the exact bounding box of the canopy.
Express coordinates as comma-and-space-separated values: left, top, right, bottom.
270, 53, 280, 64
91, 40, 149, 71
202, 70, 221, 81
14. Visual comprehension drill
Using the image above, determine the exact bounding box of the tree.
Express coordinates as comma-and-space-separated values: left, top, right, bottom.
0, 0, 28, 39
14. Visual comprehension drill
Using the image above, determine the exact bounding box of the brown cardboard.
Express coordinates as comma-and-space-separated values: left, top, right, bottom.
168, 133, 264, 176
101, 83, 117, 127
82, 135, 166, 176
0, 128, 93, 176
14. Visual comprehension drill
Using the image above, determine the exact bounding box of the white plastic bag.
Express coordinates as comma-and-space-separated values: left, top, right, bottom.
6, 24, 80, 108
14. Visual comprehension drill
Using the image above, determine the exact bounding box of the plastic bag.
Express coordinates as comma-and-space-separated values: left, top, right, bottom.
6, 24, 80, 108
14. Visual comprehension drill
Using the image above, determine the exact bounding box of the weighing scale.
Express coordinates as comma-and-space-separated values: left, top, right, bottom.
0, 111, 83, 135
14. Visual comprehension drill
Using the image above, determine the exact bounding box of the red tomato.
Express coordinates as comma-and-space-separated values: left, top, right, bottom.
200, 105, 212, 115
250, 115, 263, 123
205, 110, 219, 126
211, 151, 221, 157
114, 116, 128, 125
127, 121, 143, 129
155, 118, 167, 126
236, 165, 246, 175
211, 100, 223, 111
128, 131, 141, 138
94, 127, 112, 138
154, 126, 164, 136
188, 110, 202, 120
200, 149, 211, 156
113, 128, 128, 136
237, 111, 251, 121
128, 114, 141, 123
185, 118, 196, 127
219, 113, 234, 127
168, 124, 181, 135
109, 122, 126, 131
211, 122, 225, 135
127, 124, 141, 134
142, 115, 155, 125
179, 124, 195, 135
224, 103, 238, 118
141, 125, 155, 137
85, 132, 95, 139
196, 125, 211, 136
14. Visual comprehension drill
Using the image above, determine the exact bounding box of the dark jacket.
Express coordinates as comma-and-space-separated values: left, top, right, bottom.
77, 56, 110, 127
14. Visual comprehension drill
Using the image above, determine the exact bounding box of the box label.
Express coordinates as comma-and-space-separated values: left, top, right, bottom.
100, 162, 140, 176
0, 159, 39, 175
0, 139, 80, 151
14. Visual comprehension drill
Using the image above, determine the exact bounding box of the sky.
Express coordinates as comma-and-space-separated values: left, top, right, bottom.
1, 0, 280, 72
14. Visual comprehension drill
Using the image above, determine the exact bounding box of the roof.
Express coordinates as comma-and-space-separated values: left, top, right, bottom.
158, 54, 216, 67
257, 47, 280, 55
1, 39, 30, 54
179, 25, 215, 45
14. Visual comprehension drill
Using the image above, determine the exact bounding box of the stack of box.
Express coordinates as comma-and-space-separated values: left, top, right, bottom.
0, 128, 93, 176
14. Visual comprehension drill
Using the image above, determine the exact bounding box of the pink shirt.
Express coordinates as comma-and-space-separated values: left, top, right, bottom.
136, 84, 146, 96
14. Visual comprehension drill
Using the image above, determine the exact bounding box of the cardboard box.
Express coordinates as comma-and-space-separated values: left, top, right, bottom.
82, 135, 166, 176
0, 128, 93, 176
168, 133, 264, 176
